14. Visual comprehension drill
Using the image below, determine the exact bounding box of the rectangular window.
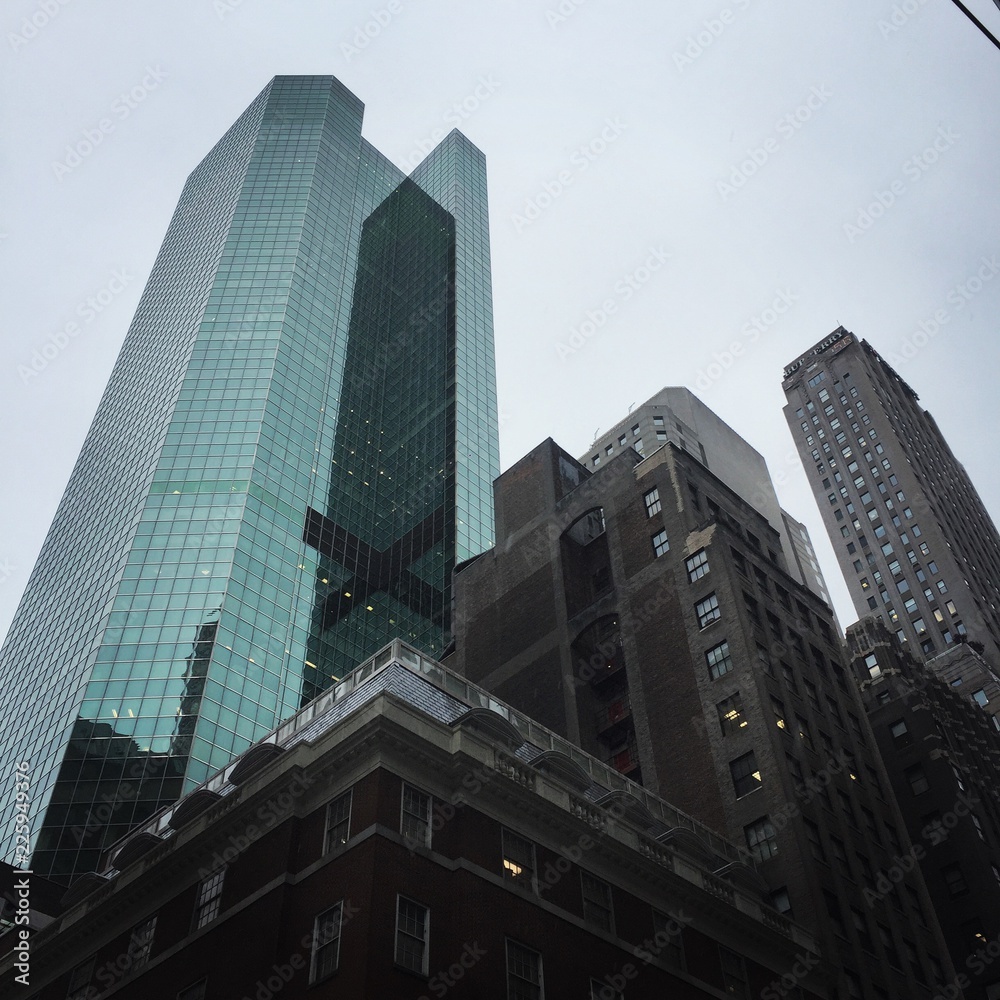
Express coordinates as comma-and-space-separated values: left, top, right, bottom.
717, 692, 746, 734
730, 752, 762, 797
506, 940, 543, 999
643, 487, 661, 517
401, 783, 431, 848
720, 947, 750, 999
502, 829, 537, 892
907, 765, 929, 795
744, 817, 778, 861
194, 868, 226, 929
310, 902, 343, 983
67, 960, 95, 1000
324, 790, 352, 852
581, 871, 614, 932
651, 910, 685, 968
129, 916, 157, 971
590, 980, 622, 1000
395, 896, 429, 974
685, 549, 709, 582
706, 640, 732, 679
942, 863, 968, 897
651, 529, 670, 557
696, 593, 721, 627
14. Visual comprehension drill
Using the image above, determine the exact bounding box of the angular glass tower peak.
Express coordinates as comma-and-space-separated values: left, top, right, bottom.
0, 76, 498, 880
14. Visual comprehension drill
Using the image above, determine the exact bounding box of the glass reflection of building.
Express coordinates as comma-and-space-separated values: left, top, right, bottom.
0, 76, 499, 880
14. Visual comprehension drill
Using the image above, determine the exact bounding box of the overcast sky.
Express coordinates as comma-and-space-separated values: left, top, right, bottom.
2, 0, 999, 642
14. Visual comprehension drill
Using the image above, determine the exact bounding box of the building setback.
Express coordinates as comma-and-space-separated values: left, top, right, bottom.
782, 329, 1000, 689
848, 616, 1000, 999
0, 641, 827, 1000
449, 397, 957, 999
0, 75, 499, 880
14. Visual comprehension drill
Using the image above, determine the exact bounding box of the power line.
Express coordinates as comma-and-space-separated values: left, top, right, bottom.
947, 0, 1000, 51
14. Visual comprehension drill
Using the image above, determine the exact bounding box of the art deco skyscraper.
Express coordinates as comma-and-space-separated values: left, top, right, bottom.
782, 329, 1000, 672
0, 76, 499, 879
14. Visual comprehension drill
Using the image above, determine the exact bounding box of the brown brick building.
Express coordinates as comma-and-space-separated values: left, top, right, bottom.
1, 641, 825, 999
448, 400, 957, 999
849, 616, 1000, 999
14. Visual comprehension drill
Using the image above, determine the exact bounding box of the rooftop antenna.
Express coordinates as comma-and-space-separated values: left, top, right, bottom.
627, 402, 636, 414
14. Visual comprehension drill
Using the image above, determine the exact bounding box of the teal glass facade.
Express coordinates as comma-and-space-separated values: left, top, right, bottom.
0, 77, 498, 879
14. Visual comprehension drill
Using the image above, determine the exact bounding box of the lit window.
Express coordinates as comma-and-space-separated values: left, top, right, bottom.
730, 751, 763, 797
502, 829, 537, 891
401, 783, 431, 848
706, 640, 732, 679
395, 896, 429, 974
194, 868, 225, 929
643, 487, 661, 517
685, 549, 709, 582
696, 593, 721, 627
651, 529, 670, 557
324, 790, 352, 852
506, 940, 543, 999
310, 902, 343, 982
717, 693, 746, 734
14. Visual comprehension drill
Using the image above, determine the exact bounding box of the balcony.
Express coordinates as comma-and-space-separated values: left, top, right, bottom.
595, 696, 632, 736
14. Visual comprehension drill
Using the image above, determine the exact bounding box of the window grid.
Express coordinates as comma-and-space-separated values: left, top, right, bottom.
401, 783, 431, 848
506, 939, 543, 999
311, 901, 343, 982
395, 896, 429, 974
195, 867, 226, 929
324, 789, 353, 852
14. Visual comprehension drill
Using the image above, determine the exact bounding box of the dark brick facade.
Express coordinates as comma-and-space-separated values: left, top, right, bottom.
450, 428, 959, 1000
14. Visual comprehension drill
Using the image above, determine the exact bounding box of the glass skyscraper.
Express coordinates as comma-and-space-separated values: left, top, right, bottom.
0, 76, 499, 879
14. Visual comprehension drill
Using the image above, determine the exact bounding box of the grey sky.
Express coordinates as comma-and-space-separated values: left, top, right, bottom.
2, 0, 999, 641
